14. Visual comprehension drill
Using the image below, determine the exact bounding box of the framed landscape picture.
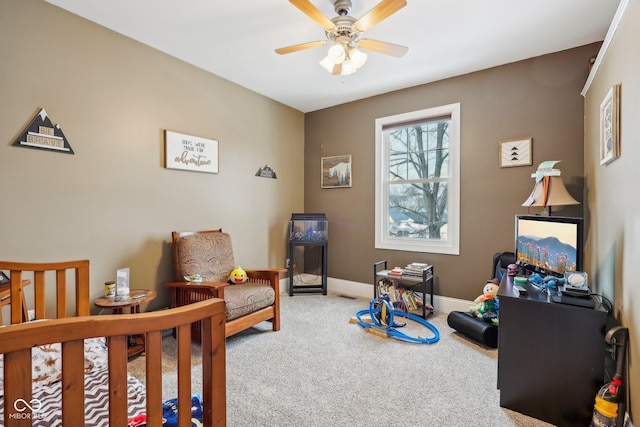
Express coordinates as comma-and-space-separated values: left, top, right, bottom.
321, 155, 352, 188
600, 84, 621, 165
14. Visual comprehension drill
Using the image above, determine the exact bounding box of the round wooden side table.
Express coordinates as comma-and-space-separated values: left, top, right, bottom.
94, 289, 157, 358
94, 289, 156, 314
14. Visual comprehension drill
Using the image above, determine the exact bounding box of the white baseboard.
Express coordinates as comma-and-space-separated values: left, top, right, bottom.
281, 276, 473, 314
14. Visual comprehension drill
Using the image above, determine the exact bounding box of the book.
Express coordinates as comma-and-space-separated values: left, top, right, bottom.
388, 267, 404, 276
404, 262, 432, 272
403, 262, 432, 279
407, 262, 431, 268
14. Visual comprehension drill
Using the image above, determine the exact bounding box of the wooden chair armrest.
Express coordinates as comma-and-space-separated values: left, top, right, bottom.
164, 281, 230, 308
245, 269, 285, 280
245, 269, 284, 294
164, 281, 229, 291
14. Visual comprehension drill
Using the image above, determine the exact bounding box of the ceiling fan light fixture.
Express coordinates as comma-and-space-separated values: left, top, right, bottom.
349, 47, 367, 69
319, 55, 340, 74
341, 59, 355, 75
327, 43, 346, 64
320, 42, 366, 75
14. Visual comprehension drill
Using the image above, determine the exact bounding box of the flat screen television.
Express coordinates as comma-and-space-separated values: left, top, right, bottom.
515, 215, 583, 277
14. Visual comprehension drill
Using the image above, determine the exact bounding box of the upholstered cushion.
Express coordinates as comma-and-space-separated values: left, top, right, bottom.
175, 232, 235, 283
224, 282, 275, 321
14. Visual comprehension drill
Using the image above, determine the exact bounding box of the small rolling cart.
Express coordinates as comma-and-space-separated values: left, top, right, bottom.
373, 260, 434, 319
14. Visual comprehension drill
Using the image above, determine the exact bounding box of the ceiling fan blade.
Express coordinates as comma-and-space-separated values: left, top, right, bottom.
357, 39, 408, 58
289, 0, 336, 31
275, 40, 328, 55
353, 0, 407, 33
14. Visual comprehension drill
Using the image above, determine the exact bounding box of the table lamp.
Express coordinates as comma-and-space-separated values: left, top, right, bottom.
522, 161, 578, 215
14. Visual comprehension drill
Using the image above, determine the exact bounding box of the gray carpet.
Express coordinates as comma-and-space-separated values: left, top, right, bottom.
128, 293, 554, 426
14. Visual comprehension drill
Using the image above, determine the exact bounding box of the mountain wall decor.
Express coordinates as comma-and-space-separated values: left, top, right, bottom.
13, 108, 74, 154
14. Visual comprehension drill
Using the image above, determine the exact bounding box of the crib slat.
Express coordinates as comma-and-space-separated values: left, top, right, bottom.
62, 340, 85, 425
176, 323, 192, 427
9, 273, 25, 325
75, 264, 90, 316
55, 269, 66, 319
108, 335, 128, 425
34, 271, 46, 320
202, 314, 227, 426
145, 330, 163, 427
3, 349, 32, 426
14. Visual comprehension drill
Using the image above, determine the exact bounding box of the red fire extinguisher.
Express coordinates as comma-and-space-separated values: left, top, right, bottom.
591, 326, 629, 427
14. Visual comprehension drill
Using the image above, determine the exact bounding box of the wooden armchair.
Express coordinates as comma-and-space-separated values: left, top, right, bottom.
164, 229, 282, 339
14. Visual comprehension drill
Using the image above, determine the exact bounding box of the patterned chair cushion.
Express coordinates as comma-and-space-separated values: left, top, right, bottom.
176, 232, 235, 283
224, 282, 275, 321
175, 231, 275, 321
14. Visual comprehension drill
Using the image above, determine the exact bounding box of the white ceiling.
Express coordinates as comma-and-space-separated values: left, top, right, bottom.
45, 0, 620, 113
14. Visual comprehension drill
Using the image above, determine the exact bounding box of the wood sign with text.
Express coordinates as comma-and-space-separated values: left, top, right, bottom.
164, 130, 219, 174
13, 108, 74, 154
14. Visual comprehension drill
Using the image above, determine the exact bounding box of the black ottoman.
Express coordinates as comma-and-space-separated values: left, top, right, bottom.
447, 311, 498, 348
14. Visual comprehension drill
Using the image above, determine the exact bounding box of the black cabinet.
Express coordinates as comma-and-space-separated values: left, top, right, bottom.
497, 275, 607, 426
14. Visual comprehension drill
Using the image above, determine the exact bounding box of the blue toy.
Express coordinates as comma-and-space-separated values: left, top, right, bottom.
354, 296, 440, 344
528, 273, 565, 291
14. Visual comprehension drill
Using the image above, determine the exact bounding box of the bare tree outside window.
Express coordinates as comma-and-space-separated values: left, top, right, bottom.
385, 119, 450, 241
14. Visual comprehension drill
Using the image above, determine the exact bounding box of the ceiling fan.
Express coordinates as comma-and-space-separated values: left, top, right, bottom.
275, 0, 408, 76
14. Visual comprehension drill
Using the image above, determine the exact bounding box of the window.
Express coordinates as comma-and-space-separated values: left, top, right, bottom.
375, 103, 460, 255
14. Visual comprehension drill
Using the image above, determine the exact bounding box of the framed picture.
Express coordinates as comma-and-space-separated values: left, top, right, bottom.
164, 130, 219, 174
321, 155, 352, 188
600, 84, 621, 166
499, 137, 532, 168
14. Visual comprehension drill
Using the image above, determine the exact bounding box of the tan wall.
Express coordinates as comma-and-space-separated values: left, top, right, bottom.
583, 0, 639, 420
0, 0, 304, 310
305, 43, 599, 301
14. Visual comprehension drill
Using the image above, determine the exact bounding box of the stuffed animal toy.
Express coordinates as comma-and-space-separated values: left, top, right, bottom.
477, 294, 499, 325
527, 272, 565, 291
469, 279, 500, 324
228, 266, 248, 284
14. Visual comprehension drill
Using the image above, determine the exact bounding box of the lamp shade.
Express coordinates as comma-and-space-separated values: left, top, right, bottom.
349, 48, 367, 69
340, 59, 355, 75
319, 56, 340, 74
327, 43, 345, 64
522, 176, 578, 208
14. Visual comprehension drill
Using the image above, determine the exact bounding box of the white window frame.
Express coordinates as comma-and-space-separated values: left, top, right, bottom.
374, 103, 460, 255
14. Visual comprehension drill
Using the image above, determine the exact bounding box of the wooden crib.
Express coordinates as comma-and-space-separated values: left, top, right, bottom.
0, 260, 226, 426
